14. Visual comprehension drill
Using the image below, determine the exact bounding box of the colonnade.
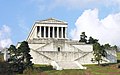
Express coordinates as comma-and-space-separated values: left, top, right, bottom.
36, 26, 67, 38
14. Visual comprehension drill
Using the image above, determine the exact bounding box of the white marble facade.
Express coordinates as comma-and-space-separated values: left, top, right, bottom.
17, 18, 117, 70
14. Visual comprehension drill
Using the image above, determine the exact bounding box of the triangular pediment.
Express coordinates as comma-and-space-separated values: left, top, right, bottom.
36, 18, 67, 24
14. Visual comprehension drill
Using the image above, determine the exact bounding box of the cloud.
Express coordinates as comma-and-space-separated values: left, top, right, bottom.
70, 8, 120, 46
0, 39, 12, 49
0, 25, 12, 50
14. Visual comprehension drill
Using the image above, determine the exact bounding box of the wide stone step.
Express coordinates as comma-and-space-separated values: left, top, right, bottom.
57, 61, 80, 69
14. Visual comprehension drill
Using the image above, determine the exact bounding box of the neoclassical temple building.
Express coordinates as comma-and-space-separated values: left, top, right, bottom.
27, 18, 67, 40
17, 18, 117, 70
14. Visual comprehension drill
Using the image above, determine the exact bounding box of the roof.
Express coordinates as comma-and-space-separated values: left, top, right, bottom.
35, 18, 68, 25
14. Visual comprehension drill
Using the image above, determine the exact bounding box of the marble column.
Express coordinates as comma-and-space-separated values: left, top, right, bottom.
44, 26, 46, 38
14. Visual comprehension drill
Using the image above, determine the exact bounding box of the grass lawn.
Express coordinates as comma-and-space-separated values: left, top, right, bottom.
43, 64, 120, 75
117, 52, 120, 60
19, 63, 120, 75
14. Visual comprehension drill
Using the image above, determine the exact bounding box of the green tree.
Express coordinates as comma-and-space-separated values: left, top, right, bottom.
92, 43, 107, 65
93, 43, 102, 65
103, 44, 118, 51
79, 32, 87, 43
87, 36, 107, 65
8, 41, 33, 73
88, 36, 98, 44
17, 41, 33, 69
112, 45, 118, 51
8, 45, 20, 72
103, 43, 111, 50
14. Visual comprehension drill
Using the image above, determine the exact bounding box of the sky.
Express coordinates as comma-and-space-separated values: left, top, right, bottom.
1, 0, 120, 50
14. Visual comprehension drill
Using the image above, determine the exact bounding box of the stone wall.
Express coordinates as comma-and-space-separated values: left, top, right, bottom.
29, 39, 97, 65
30, 50, 93, 64
77, 52, 94, 64
30, 50, 52, 64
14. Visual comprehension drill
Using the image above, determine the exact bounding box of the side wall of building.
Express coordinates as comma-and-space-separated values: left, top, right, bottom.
105, 50, 117, 63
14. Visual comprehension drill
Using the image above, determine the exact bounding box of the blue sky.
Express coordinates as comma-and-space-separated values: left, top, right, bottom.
1, 0, 120, 48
